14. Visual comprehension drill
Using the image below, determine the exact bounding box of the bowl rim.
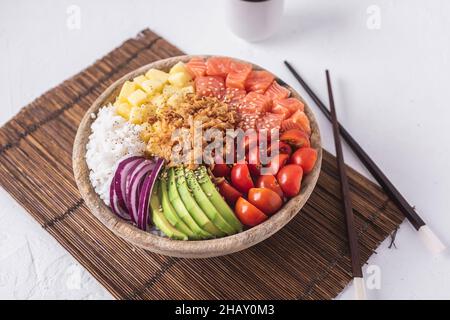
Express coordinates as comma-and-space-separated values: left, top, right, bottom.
73, 55, 322, 258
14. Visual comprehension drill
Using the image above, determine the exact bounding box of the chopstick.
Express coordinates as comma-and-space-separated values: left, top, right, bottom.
326, 70, 366, 300
284, 61, 446, 254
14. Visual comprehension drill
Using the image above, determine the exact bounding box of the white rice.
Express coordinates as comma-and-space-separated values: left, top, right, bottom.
85, 104, 146, 205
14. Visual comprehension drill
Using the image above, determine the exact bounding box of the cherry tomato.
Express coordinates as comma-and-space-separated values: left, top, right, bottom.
231, 164, 254, 194
280, 129, 310, 148
256, 175, 284, 199
248, 188, 283, 215
246, 145, 261, 177
217, 179, 243, 206
265, 153, 289, 175
268, 141, 292, 156
235, 197, 269, 227
290, 148, 318, 174
212, 163, 231, 178
277, 164, 303, 198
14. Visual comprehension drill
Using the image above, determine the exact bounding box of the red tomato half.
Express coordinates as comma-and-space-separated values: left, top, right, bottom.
267, 141, 292, 157
212, 163, 231, 178
290, 148, 318, 174
235, 197, 269, 227
256, 175, 284, 199
277, 164, 303, 198
280, 129, 311, 148
248, 188, 283, 216
217, 179, 242, 207
265, 153, 289, 176
231, 164, 254, 194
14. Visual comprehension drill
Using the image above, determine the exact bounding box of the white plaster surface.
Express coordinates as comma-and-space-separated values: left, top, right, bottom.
0, 0, 449, 299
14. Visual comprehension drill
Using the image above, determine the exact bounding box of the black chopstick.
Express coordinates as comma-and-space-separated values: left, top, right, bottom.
284, 61, 445, 253
326, 70, 366, 299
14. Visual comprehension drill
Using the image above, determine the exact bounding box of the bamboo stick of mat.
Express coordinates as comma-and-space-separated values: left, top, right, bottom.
326, 70, 366, 300
284, 61, 446, 254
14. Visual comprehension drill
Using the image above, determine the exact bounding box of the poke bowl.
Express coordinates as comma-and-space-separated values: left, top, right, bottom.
73, 55, 322, 258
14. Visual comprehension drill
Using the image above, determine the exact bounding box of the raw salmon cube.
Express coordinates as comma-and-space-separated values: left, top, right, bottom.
245, 70, 275, 93
265, 81, 290, 101
195, 76, 226, 99
206, 57, 231, 77
256, 113, 284, 132
186, 57, 207, 78
274, 98, 305, 113
281, 110, 311, 135
222, 87, 246, 107
239, 91, 272, 114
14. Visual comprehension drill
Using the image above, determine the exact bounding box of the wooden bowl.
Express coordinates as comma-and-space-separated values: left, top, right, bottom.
73, 55, 322, 258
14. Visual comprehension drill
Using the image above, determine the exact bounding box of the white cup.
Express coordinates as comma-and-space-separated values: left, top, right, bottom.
225, 0, 285, 42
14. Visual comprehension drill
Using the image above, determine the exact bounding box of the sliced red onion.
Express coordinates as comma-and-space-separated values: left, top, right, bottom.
109, 176, 131, 220
137, 158, 164, 231
125, 159, 154, 213
113, 156, 144, 214
128, 162, 155, 223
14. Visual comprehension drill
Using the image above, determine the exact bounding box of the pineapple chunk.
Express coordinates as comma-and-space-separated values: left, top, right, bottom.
129, 106, 147, 124
118, 81, 136, 102
140, 79, 165, 94
162, 85, 178, 98
181, 85, 194, 95
127, 89, 147, 107
151, 94, 166, 109
169, 61, 188, 74
115, 102, 132, 120
145, 68, 169, 83
142, 104, 157, 118
133, 75, 148, 86
168, 72, 192, 87
167, 92, 183, 107
140, 123, 152, 143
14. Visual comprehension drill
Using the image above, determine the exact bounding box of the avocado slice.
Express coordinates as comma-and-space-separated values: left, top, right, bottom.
167, 167, 212, 239
159, 174, 198, 239
185, 168, 236, 235
150, 181, 188, 240
174, 166, 225, 237
195, 166, 243, 233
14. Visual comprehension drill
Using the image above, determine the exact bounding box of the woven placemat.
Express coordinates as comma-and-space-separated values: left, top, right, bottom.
0, 29, 404, 300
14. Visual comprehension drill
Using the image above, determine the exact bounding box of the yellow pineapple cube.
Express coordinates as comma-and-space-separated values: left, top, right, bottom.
118, 81, 136, 102
169, 61, 188, 74
142, 104, 157, 118
140, 79, 165, 94
145, 68, 169, 83
129, 106, 146, 124
115, 102, 132, 120
133, 75, 147, 86
151, 94, 166, 109
168, 72, 192, 87
181, 85, 194, 95
140, 126, 152, 143
162, 85, 178, 98
167, 93, 183, 107
127, 89, 148, 107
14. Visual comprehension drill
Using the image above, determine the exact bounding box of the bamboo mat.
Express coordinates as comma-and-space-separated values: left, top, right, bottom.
0, 29, 404, 300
